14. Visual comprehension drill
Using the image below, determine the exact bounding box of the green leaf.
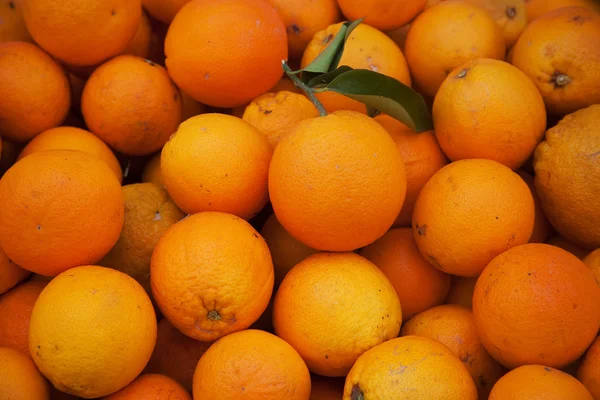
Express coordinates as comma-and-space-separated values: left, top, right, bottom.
328, 18, 363, 72
306, 65, 353, 87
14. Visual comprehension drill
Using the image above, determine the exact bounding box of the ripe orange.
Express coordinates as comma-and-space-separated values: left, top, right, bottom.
405, 1, 506, 98
165, 0, 287, 108
337, 0, 427, 31
193, 329, 311, 399
525, 0, 600, 22
511, 7, 600, 115
29, 265, 157, 398
445, 276, 477, 309
310, 375, 345, 400
360, 228, 451, 320
22, 0, 141, 66
473, 243, 600, 369
584, 249, 600, 284
161, 113, 272, 219
0, 150, 124, 276
518, 170, 552, 243
141, 153, 164, 188
142, 0, 191, 24
82, 55, 182, 156
578, 336, 600, 399
546, 234, 590, 259
0, 347, 50, 400
0, 0, 32, 43
151, 212, 274, 341
0, 41, 70, 142
457, 0, 528, 46
412, 159, 535, 277
344, 335, 478, 399
433, 58, 546, 169
269, 111, 406, 252
402, 305, 507, 399
0, 246, 29, 295
122, 11, 151, 59
273, 252, 402, 377
104, 374, 191, 400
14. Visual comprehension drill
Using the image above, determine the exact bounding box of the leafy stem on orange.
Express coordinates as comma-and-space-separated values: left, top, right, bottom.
282, 61, 327, 117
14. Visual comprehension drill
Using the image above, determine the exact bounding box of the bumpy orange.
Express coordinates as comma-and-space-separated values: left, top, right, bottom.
525, 0, 600, 22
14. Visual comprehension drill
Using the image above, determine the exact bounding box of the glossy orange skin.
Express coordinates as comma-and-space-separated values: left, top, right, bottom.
142, 0, 191, 24
578, 336, 600, 399
0, 246, 29, 295
0, 347, 50, 399
104, 374, 191, 400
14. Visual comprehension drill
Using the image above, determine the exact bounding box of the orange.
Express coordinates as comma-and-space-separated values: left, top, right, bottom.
144, 319, 212, 393
141, 153, 164, 188
525, 0, 600, 22
337, 0, 426, 31
433, 58, 546, 169
490, 365, 593, 400
584, 249, 600, 284
151, 212, 274, 341
142, 0, 191, 24
511, 7, 600, 115
269, 111, 406, 252
230, 76, 302, 119
122, 11, 151, 59
0, 246, 29, 294
0, 150, 124, 276
0, 41, 70, 142
360, 228, 451, 321
310, 375, 345, 400
374, 114, 447, 226
578, 336, 600, 399
242, 91, 319, 149
104, 374, 191, 400
518, 170, 552, 243
0, 347, 50, 400
82, 55, 182, 156
18, 126, 123, 183
22, 0, 141, 66
273, 252, 402, 377
161, 113, 272, 219
405, 1, 506, 98
344, 335, 478, 399
193, 329, 310, 399
533, 105, 600, 249
180, 90, 207, 121
29, 265, 157, 398
301, 22, 411, 114
0, 0, 32, 43
0, 280, 46, 355
402, 305, 506, 399
99, 183, 185, 289
412, 159, 535, 277
473, 243, 600, 369
445, 276, 477, 309
165, 0, 287, 108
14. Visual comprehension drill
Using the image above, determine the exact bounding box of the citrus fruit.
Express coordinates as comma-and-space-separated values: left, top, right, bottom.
462, 0, 527, 46
0, 0, 32, 43
122, 11, 151, 59
104, 374, 191, 400
337, 0, 427, 31
141, 153, 164, 188
578, 336, 600, 399
584, 249, 600, 283
142, 0, 191, 24
0, 246, 29, 295
0, 346, 50, 400
525, 0, 600, 22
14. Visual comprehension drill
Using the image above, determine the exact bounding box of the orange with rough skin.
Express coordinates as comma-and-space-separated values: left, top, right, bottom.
534, 105, 600, 249
22, 0, 141, 66
337, 0, 426, 31
0, 150, 124, 276
301, 22, 411, 114
151, 212, 274, 341
578, 336, 600, 399
433, 59, 546, 169
473, 243, 600, 369
82, 55, 182, 156
104, 374, 191, 400
525, 0, 600, 22
0, 280, 46, 355
180, 91, 207, 121
161, 113, 272, 219
142, 0, 191, 24
445, 276, 477, 309
141, 153, 164, 188
230, 77, 302, 118
18, 126, 123, 183
375, 114, 447, 226
310, 375, 344, 400
490, 365, 593, 400
546, 235, 589, 259
0, 41, 70, 142
243, 91, 319, 149
165, 0, 287, 108
0, 246, 29, 294
512, 7, 600, 115
0, 347, 50, 400
29, 266, 157, 398
273, 252, 402, 377
122, 11, 151, 59
193, 329, 311, 399
405, 1, 506, 98
402, 305, 506, 399
344, 335, 478, 400
584, 249, 600, 284
269, 111, 406, 252
412, 159, 535, 277
0, 0, 32, 43
360, 228, 451, 321
518, 170, 552, 243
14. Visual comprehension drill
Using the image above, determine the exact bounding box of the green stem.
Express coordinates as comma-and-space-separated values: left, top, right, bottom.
282, 61, 327, 117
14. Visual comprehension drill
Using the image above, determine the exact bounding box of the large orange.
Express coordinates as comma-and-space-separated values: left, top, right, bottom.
22, 0, 141, 66
344, 335, 478, 399
412, 159, 535, 277
511, 7, 600, 115
269, 111, 406, 252
161, 113, 272, 219
578, 336, 600, 399
337, 0, 426, 31
0, 0, 32, 43
0, 41, 70, 142
0, 150, 124, 276
584, 249, 600, 284
0, 246, 29, 295
104, 374, 191, 400
82, 55, 182, 156
518, 170, 552, 243
142, 0, 191, 24
165, 0, 287, 108
360, 228, 451, 321
525, 0, 600, 22
151, 212, 274, 341
29, 265, 157, 398
0, 347, 50, 399
193, 329, 311, 399
273, 252, 402, 377
473, 243, 600, 369
405, 1, 506, 98
433, 58, 546, 169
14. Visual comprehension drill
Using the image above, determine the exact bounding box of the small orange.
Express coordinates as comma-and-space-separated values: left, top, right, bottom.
230, 77, 302, 118
0, 347, 50, 400
142, 0, 191, 24
122, 11, 151, 59
0, 0, 32, 43
546, 234, 590, 259
578, 336, 600, 399
584, 249, 600, 284
344, 335, 478, 399
338, 0, 426, 31
0, 41, 70, 142
82, 55, 182, 156
458, 0, 528, 47
141, 153, 164, 188
517, 170, 552, 243
525, 0, 600, 22
0, 246, 29, 295
360, 228, 451, 321
310, 375, 345, 400
104, 374, 191, 400
445, 276, 477, 309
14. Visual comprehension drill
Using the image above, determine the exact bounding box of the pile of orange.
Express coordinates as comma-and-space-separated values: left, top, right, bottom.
1, 0, 599, 399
